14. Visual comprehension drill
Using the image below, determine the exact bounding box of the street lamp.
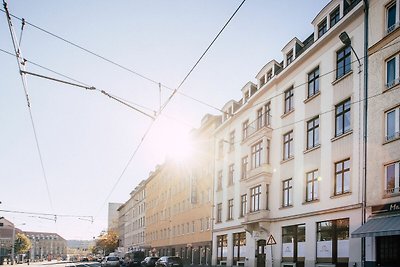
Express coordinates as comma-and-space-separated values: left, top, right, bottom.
11, 222, 26, 265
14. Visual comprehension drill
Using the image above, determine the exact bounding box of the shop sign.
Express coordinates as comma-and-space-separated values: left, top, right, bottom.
372, 201, 400, 214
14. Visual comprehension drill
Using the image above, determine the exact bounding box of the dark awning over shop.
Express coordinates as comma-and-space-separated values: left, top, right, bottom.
352, 215, 400, 238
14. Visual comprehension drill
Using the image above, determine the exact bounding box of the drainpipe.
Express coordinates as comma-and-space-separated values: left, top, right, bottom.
362, 1, 369, 267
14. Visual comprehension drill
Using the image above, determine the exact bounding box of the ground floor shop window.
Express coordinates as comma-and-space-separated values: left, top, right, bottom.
282, 224, 305, 267
377, 235, 400, 266
233, 232, 246, 265
316, 218, 349, 267
217, 235, 228, 264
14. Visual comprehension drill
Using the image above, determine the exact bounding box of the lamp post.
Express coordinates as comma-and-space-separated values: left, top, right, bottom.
11, 222, 26, 265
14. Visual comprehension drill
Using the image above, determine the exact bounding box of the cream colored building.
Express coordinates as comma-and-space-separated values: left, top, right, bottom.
350, 0, 400, 266
212, 1, 366, 267
145, 114, 220, 265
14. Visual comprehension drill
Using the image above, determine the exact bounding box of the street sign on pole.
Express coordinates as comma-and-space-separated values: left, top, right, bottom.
266, 235, 277, 245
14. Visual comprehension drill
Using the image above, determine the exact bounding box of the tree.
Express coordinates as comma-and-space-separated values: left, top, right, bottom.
95, 231, 119, 256
14, 233, 32, 254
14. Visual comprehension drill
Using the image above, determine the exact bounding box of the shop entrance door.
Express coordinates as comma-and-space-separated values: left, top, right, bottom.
256, 239, 266, 267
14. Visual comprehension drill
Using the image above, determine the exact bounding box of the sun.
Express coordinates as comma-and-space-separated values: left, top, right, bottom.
148, 116, 194, 162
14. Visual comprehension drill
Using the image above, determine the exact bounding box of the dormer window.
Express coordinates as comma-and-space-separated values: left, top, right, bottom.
260, 75, 266, 87
287, 50, 294, 66
244, 90, 250, 102
329, 6, 340, 28
267, 70, 273, 81
318, 18, 327, 38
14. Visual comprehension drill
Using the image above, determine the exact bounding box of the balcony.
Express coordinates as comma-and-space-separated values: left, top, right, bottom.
242, 114, 272, 143
243, 210, 270, 224
245, 163, 273, 182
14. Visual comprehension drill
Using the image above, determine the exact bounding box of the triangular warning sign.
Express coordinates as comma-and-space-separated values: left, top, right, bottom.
266, 234, 277, 245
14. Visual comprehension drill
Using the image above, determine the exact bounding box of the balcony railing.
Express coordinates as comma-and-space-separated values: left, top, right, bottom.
244, 114, 271, 141
385, 187, 400, 195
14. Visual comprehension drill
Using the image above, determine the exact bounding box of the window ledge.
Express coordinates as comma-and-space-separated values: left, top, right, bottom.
383, 136, 400, 145
330, 191, 351, 199
331, 130, 353, 142
280, 156, 294, 164
304, 91, 321, 104
303, 144, 321, 154
383, 192, 400, 198
279, 205, 293, 210
281, 109, 295, 119
332, 70, 353, 85
302, 199, 320, 205
383, 80, 400, 93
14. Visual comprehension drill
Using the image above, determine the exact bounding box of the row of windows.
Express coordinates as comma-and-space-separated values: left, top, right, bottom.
147, 219, 211, 241
317, 6, 340, 38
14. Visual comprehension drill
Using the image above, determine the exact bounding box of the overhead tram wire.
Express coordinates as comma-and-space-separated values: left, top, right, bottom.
0, 7, 226, 115
0, 209, 93, 222
93, 0, 247, 218
3, 0, 54, 213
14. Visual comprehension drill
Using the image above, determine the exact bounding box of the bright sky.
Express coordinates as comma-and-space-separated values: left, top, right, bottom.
0, 0, 330, 240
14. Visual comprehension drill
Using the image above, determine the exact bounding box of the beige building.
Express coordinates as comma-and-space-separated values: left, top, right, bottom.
212, 1, 366, 267
145, 114, 220, 265
25, 231, 67, 260
350, 0, 400, 265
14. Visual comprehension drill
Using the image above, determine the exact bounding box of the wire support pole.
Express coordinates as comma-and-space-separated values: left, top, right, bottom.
3, 0, 54, 212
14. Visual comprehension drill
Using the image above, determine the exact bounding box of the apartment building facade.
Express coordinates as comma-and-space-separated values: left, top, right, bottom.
350, 0, 400, 266
212, 1, 365, 267
145, 114, 220, 265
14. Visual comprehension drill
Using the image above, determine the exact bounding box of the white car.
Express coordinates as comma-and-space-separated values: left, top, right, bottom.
102, 256, 120, 267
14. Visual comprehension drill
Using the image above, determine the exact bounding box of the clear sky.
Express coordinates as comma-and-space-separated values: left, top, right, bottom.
0, 0, 330, 240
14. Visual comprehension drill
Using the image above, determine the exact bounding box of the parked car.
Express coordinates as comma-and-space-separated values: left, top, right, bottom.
124, 251, 146, 267
155, 256, 183, 267
102, 256, 120, 267
141, 257, 159, 267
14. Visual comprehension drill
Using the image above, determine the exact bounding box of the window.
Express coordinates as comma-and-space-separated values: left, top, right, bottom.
318, 18, 327, 38
251, 140, 263, 169
264, 102, 271, 126
387, 2, 398, 33
308, 67, 320, 98
216, 203, 222, 223
217, 170, 222, 191
287, 49, 294, 66
306, 170, 319, 202
282, 179, 293, 207
266, 139, 270, 164
283, 130, 294, 160
227, 199, 234, 220
386, 54, 399, 88
266, 184, 269, 210
282, 224, 305, 264
240, 194, 247, 217
267, 70, 273, 81
229, 131, 235, 151
216, 235, 228, 264
284, 87, 294, 114
242, 120, 249, 140
336, 45, 352, 79
317, 218, 349, 265
241, 156, 248, 180
257, 108, 263, 129
385, 161, 400, 194
250, 185, 261, 212
233, 232, 246, 265
307, 117, 320, 149
385, 106, 400, 141
335, 98, 351, 137
329, 6, 340, 27
335, 159, 350, 195
259, 75, 266, 87
228, 164, 234, 186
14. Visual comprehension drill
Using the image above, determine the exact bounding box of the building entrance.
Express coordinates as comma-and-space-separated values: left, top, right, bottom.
256, 239, 266, 267
376, 235, 400, 267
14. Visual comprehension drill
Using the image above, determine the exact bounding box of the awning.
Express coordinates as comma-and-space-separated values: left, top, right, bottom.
352, 214, 400, 238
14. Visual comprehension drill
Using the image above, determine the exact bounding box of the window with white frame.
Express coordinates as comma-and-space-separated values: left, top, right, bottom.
257, 108, 263, 129
284, 87, 294, 114
318, 18, 327, 38
308, 67, 320, 98
335, 98, 351, 137
386, 53, 399, 88
306, 170, 319, 202
250, 185, 261, 212
228, 164, 234, 186
251, 140, 263, 169
329, 6, 340, 28
282, 178, 293, 207
387, 1, 398, 33
267, 70, 273, 81
335, 158, 350, 195
227, 199, 234, 220
217, 170, 222, 191
240, 194, 247, 217
265, 102, 271, 126
283, 130, 294, 160
216, 203, 222, 223
336, 45, 352, 79
242, 120, 249, 140
307, 117, 320, 149
241, 156, 248, 180
229, 131, 235, 151
385, 161, 400, 194
385, 106, 400, 141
